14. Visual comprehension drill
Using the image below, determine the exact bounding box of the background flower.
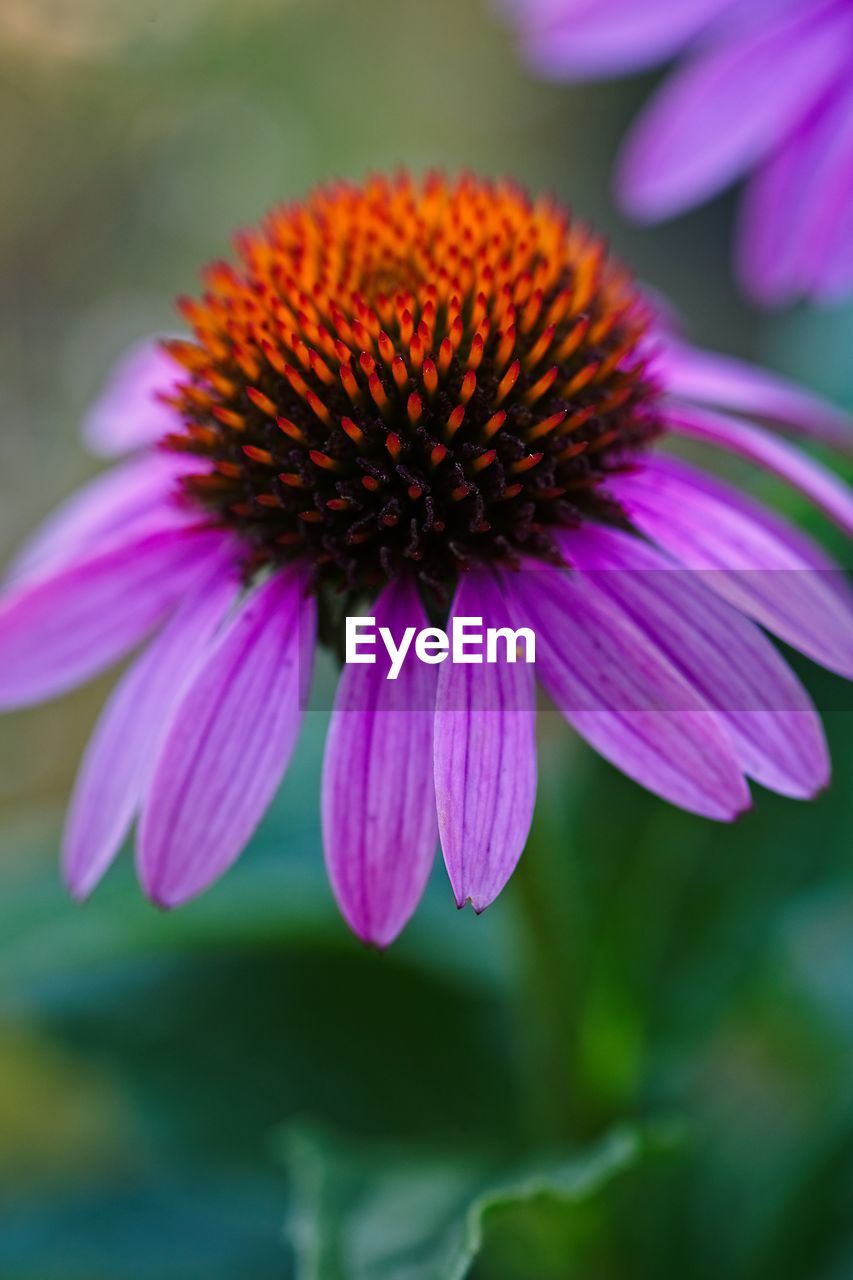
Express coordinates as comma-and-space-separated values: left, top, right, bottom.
508, 0, 853, 306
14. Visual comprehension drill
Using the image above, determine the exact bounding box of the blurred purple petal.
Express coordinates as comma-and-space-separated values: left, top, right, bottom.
664, 403, 853, 535
814, 165, 853, 300
322, 577, 437, 947
610, 456, 853, 676
434, 572, 537, 913
83, 337, 182, 457
738, 78, 853, 303
62, 551, 240, 900
510, 563, 750, 820
138, 567, 315, 908
0, 525, 227, 711
656, 340, 853, 455
617, 4, 851, 219
560, 525, 829, 798
6, 452, 196, 587
521, 0, 734, 79
504, 0, 853, 302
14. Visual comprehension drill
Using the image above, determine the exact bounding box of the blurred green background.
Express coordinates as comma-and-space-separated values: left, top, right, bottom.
1, 1, 852, 1276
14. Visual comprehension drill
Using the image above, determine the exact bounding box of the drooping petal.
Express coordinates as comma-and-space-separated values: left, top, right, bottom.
617, 4, 851, 220
83, 338, 182, 457
0, 525, 227, 711
509, 562, 750, 820
558, 524, 829, 798
62, 550, 240, 900
520, 0, 735, 79
608, 456, 853, 677
6, 452, 196, 587
322, 577, 438, 947
655, 340, 853, 455
664, 403, 853, 536
138, 566, 315, 908
434, 571, 537, 912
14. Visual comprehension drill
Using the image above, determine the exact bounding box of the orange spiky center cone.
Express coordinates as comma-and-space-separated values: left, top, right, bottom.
162, 172, 661, 604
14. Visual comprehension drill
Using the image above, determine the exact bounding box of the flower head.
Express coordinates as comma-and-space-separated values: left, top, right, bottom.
1, 172, 851, 946
507, 0, 853, 305
165, 174, 660, 598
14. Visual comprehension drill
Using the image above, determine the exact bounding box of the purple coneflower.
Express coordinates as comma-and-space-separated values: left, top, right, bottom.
507, 0, 853, 305
1, 173, 851, 945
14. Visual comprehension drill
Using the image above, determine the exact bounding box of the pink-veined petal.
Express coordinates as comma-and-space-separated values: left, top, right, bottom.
0, 525, 228, 711
509, 563, 750, 820
617, 3, 852, 220
83, 337, 182, 457
322, 577, 438, 947
62, 550, 240, 900
664, 402, 853, 536
608, 455, 853, 676
138, 566, 315, 908
558, 524, 829, 798
434, 572, 537, 912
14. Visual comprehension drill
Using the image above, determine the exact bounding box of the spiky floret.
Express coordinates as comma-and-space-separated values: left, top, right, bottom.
163, 172, 661, 601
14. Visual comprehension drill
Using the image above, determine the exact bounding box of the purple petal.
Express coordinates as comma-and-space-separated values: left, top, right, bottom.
83, 338, 183, 457
322, 577, 438, 947
800, 79, 853, 302
559, 524, 829, 798
0, 525, 228, 711
664, 403, 853, 536
737, 78, 853, 304
736, 103, 818, 307
617, 4, 851, 220
520, 0, 735, 79
434, 572, 537, 912
655, 339, 853, 455
138, 567, 315, 907
509, 563, 750, 820
6, 452, 196, 587
814, 152, 853, 301
62, 552, 240, 900
609, 456, 853, 677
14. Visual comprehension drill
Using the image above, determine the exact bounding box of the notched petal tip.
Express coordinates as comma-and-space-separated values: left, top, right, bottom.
451, 883, 494, 915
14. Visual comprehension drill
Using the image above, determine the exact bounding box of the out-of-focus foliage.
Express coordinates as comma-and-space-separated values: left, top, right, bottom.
1, 1, 852, 1277
279, 1123, 674, 1279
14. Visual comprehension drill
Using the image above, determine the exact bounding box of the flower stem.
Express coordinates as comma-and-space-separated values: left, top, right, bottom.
510, 739, 589, 1147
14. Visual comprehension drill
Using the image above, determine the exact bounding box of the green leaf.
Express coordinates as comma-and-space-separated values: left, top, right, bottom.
278, 1123, 675, 1280
451, 1127, 659, 1280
